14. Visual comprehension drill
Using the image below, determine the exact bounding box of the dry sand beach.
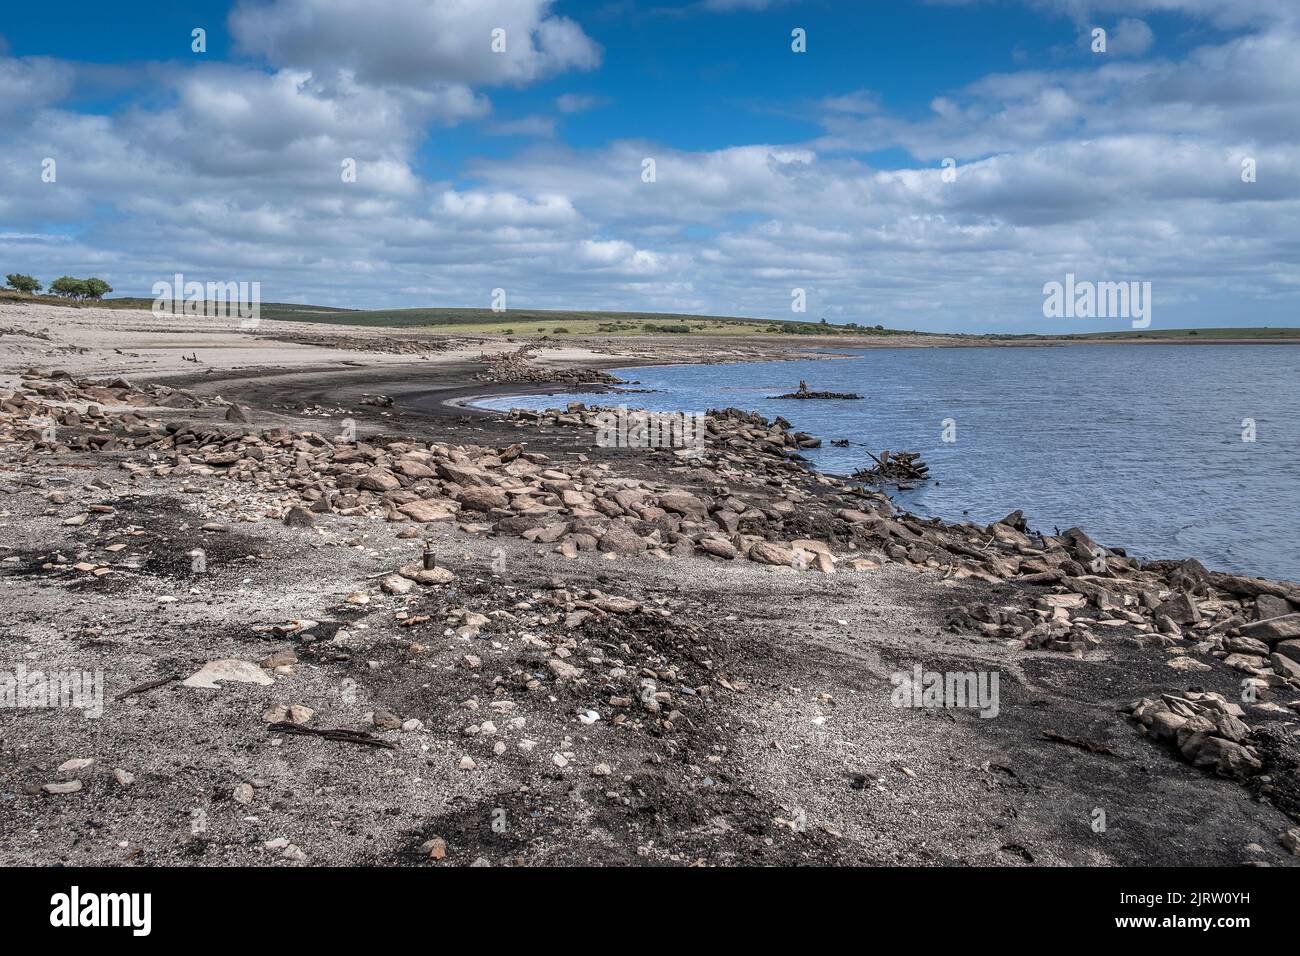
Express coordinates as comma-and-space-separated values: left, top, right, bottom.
2, 303, 1300, 867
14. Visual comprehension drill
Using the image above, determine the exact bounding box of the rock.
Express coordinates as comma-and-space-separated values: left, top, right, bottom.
698, 537, 737, 559
182, 659, 275, 689
437, 461, 494, 487
1283, 828, 1300, 856
1167, 656, 1212, 672
358, 468, 401, 493
458, 755, 477, 771
398, 500, 456, 523
1274, 639, 1300, 665
397, 562, 456, 586
225, 404, 250, 423
381, 574, 414, 595
658, 491, 709, 518
1156, 592, 1201, 626
1186, 735, 1262, 779
1256, 594, 1293, 621
422, 837, 448, 860
233, 783, 255, 805
58, 758, 94, 773
749, 541, 796, 566
1271, 653, 1300, 680
456, 487, 509, 512
263, 703, 314, 724
42, 781, 83, 795
595, 596, 639, 615
260, 649, 297, 669
112, 769, 134, 787
592, 763, 612, 777
372, 710, 402, 731
598, 523, 647, 554
282, 506, 314, 527
1242, 613, 1300, 644
547, 658, 584, 681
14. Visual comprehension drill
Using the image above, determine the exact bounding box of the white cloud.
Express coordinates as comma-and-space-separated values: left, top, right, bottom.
2, 3, 1299, 330
229, 0, 601, 89
1107, 18, 1155, 56
556, 92, 610, 113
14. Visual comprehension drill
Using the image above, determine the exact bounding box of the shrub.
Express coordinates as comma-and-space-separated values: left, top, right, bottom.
5, 273, 41, 294
49, 276, 85, 299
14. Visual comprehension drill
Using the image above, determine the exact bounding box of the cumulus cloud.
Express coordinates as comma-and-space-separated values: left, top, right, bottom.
2, 1, 1298, 330
229, 0, 601, 89
1105, 18, 1155, 56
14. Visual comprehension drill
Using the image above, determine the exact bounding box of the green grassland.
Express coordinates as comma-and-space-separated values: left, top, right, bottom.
5, 290, 1297, 341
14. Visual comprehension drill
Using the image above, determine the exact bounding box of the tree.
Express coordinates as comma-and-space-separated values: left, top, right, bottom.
83, 277, 112, 300
47, 276, 113, 300
5, 273, 41, 294
49, 276, 86, 299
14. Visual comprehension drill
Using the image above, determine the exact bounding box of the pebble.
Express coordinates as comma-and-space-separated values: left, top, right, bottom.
42, 781, 83, 795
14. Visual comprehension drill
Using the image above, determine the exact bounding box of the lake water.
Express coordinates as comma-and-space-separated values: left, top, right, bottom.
474, 344, 1300, 582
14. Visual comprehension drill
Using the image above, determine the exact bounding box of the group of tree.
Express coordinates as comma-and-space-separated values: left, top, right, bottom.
5, 273, 112, 300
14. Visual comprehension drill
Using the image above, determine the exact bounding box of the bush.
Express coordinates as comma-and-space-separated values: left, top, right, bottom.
5, 273, 41, 294
48, 276, 113, 300
83, 277, 112, 299
49, 276, 84, 299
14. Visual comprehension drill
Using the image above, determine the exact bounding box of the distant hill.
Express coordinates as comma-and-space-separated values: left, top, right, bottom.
5, 290, 1297, 341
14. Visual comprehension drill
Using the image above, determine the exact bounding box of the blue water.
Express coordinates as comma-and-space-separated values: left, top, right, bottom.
475, 345, 1300, 582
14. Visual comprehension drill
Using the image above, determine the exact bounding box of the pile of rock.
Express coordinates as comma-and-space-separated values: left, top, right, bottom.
475, 345, 623, 385
1125, 692, 1260, 779
6, 374, 1300, 699
771, 387, 862, 400
253, 330, 454, 356
944, 515, 1300, 671
5, 368, 206, 415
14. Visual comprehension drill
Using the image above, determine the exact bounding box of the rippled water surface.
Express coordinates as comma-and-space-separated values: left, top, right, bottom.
476, 344, 1300, 581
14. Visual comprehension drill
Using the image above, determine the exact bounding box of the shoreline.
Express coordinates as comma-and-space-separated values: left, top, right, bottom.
3, 301, 1300, 867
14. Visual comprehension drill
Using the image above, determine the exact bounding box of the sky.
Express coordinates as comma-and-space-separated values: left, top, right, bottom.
1, 0, 1297, 333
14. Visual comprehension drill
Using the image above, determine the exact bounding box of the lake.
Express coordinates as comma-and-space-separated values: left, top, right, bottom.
474, 344, 1300, 582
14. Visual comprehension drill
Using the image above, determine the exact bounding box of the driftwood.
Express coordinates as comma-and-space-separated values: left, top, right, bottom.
268, 722, 398, 750
1041, 730, 1117, 756
114, 674, 178, 701
852, 449, 930, 484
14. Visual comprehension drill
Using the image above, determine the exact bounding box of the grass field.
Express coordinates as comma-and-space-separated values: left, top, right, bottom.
4, 291, 1297, 341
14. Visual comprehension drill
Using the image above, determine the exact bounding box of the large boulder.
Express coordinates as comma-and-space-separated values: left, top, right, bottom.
438, 461, 495, 487
658, 491, 709, 519
1241, 613, 1300, 644
1155, 592, 1200, 626
359, 468, 401, 493
457, 487, 509, 512
749, 541, 796, 566
399, 500, 457, 523
598, 523, 648, 554
697, 537, 737, 560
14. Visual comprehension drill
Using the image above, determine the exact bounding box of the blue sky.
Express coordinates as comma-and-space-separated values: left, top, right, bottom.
2, 0, 1297, 332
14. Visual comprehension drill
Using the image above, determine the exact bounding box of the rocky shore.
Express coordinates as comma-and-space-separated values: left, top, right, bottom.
2, 304, 1299, 867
